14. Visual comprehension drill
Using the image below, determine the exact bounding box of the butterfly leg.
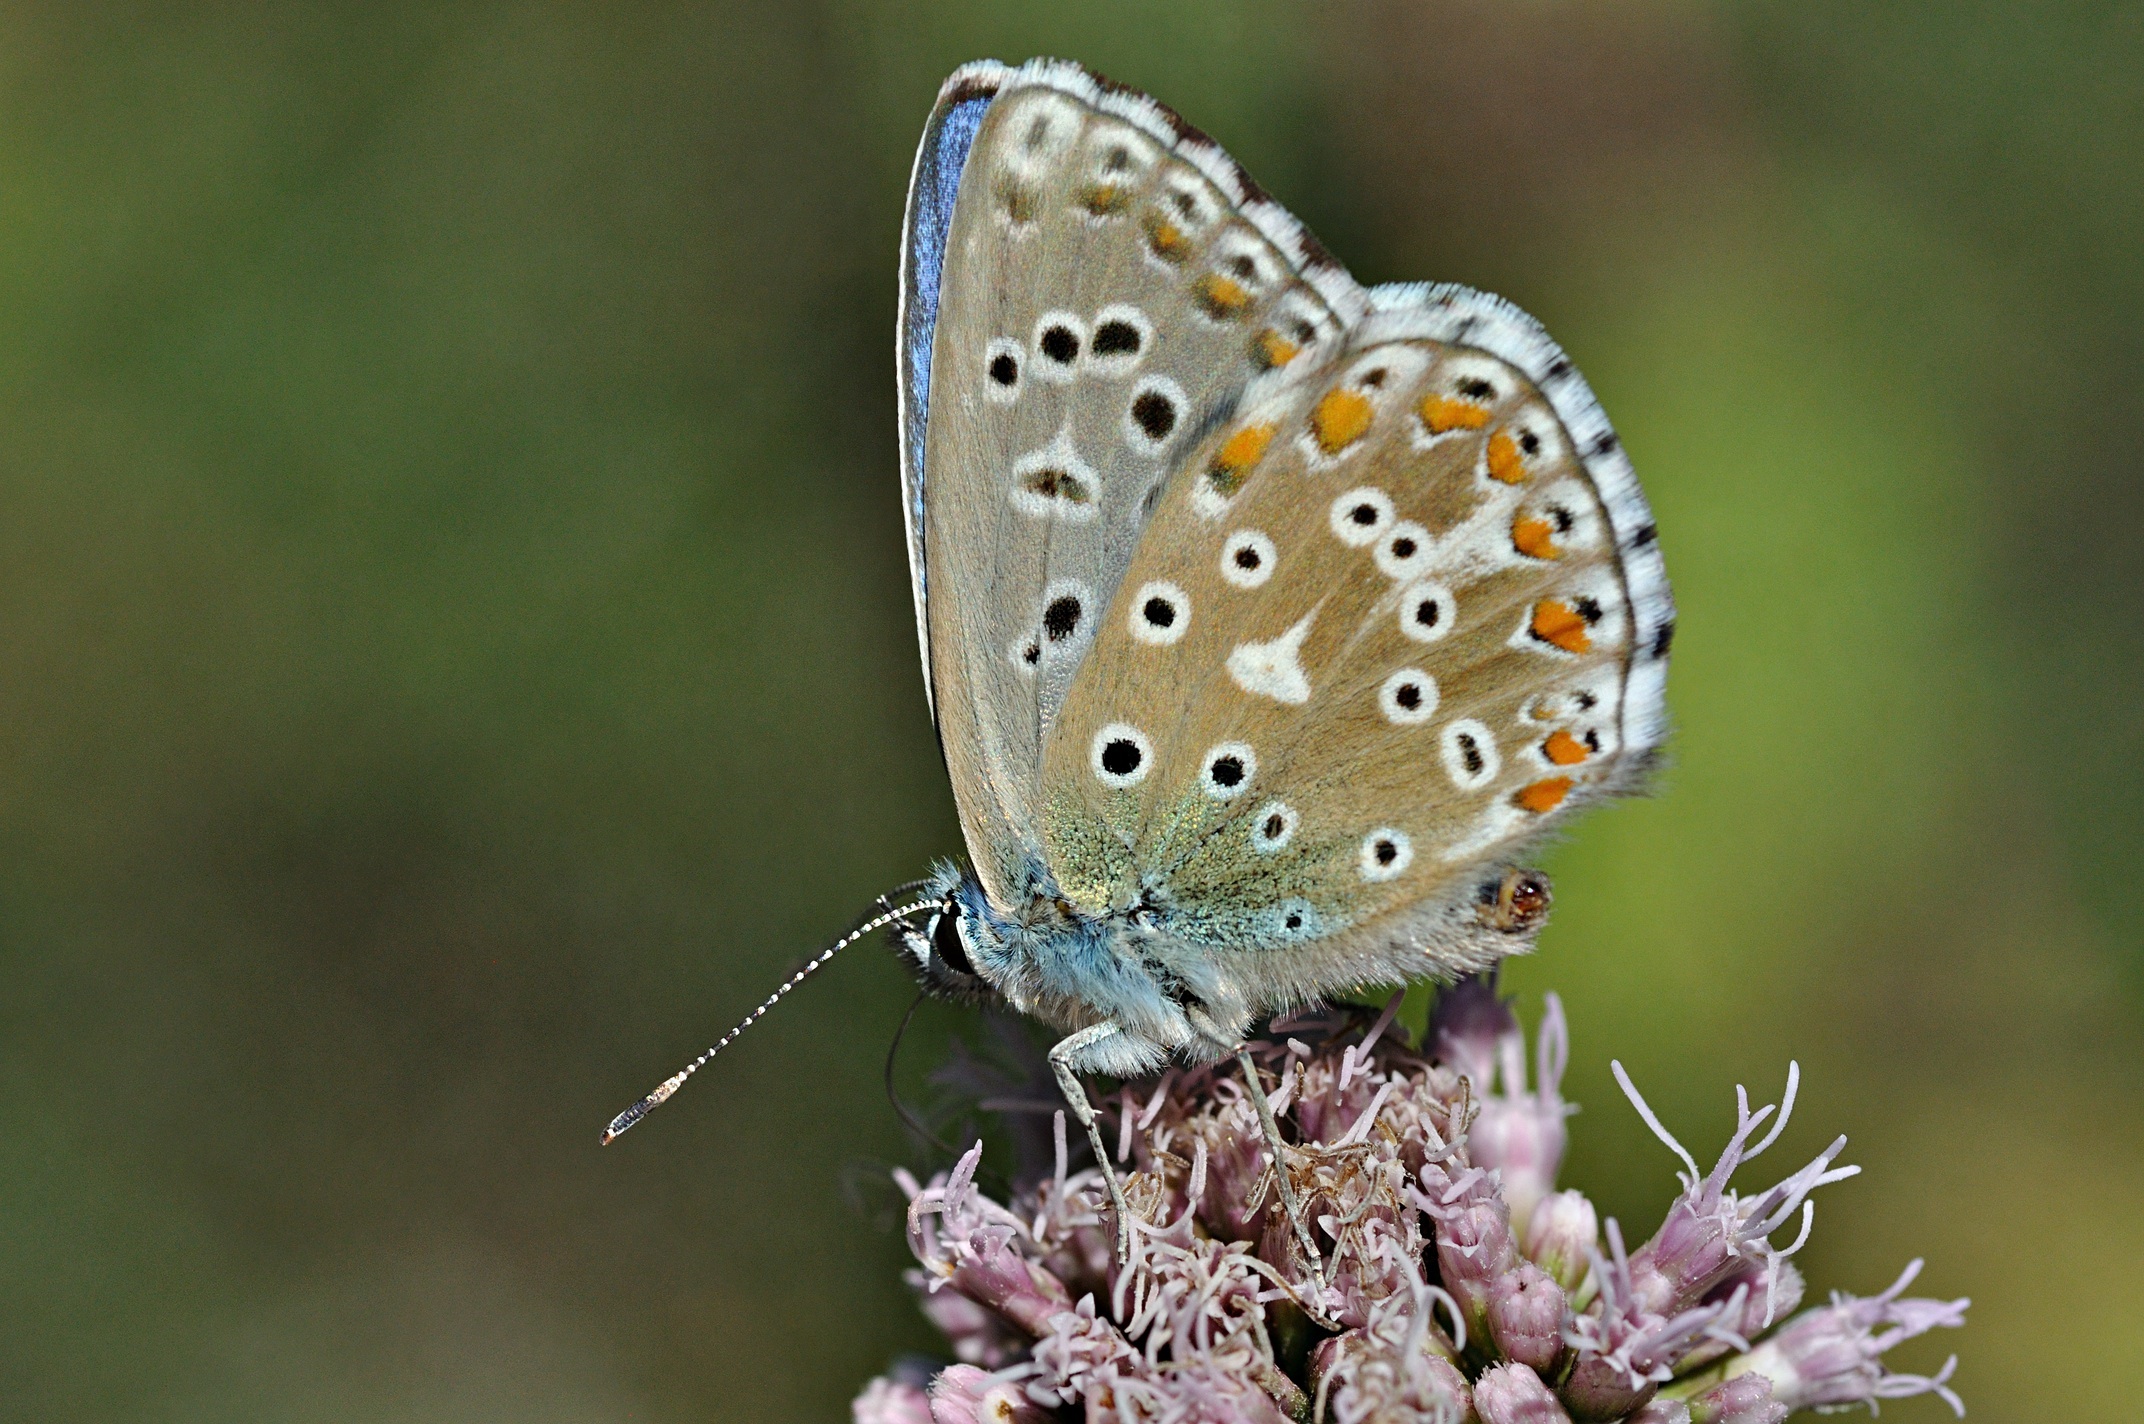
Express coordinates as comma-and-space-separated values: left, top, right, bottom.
1236, 1047, 1334, 1318
1046, 1024, 1136, 1264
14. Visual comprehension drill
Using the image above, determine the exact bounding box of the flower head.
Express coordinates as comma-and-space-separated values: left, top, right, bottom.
853, 994, 1967, 1423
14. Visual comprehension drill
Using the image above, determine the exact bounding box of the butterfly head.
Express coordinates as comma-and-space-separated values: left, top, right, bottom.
891, 866, 1009, 1006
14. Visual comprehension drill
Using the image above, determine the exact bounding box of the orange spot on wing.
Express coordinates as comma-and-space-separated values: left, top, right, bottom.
1082, 183, 1128, 215
1419, 394, 1490, 434
1195, 273, 1251, 317
1512, 516, 1560, 560
1144, 213, 1189, 261
1515, 777, 1574, 813
1543, 730, 1589, 766
1208, 422, 1276, 495
1254, 329, 1301, 369
1530, 600, 1591, 654
1312, 388, 1375, 453
1487, 429, 1529, 484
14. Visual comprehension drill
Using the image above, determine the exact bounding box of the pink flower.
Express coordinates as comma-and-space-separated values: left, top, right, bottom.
851, 994, 1967, 1423
1726, 1260, 1968, 1416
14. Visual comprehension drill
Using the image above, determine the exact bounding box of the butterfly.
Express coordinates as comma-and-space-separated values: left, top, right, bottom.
607, 58, 1672, 1282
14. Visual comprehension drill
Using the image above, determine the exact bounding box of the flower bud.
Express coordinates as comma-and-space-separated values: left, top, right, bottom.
1625, 1402, 1690, 1424
1474, 1362, 1573, 1424
853, 1376, 933, 1424
1523, 1189, 1600, 1298
1431, 974, 1516, 1092
1474, 1090, 1567, 1238
1558, 1351, 1657, 1421
1489, 1261, 1569, 1373
911, 1273, 1021, 1367
1435, 1195, 1519, 1348
1686, 1374, 1787, 1424
927, 1365, 1053, 1424
945, 1229, 1073, 1338
1469, 993, 1573, 1236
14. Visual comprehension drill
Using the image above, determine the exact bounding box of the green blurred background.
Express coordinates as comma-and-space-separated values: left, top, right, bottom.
2, 3, 2137, 1419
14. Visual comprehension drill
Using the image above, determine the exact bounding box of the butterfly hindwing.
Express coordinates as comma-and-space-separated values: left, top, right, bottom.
902, 62, 1359, 903
1040, 282, 1672, 955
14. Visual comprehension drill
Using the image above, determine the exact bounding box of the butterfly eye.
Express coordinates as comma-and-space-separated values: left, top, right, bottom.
1090, 723, 1153, 788
1220, 530, 1276, 588
1378, 669, 1439, 725
1249, 800, 1299, 853
930, 902, 977, 978
1199, 741, 1257, 800
1329, 487, 1395, 547
1397, 580, 1457, 644
1358, 829, 1414, 882
1129, 581, 1191, 645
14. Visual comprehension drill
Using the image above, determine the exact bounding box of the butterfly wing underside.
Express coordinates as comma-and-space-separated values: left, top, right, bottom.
1039, 283, 1674, 958
900, 62, 1363, 904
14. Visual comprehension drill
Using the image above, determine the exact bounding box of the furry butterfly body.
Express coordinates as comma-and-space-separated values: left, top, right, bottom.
894, 60, 1673, 1083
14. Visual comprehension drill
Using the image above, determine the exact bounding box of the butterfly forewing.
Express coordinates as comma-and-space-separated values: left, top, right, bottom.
1042, 303, 1661, 947
911, 68, 1355, 902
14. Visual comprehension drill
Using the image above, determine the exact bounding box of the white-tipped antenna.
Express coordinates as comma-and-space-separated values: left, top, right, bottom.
601, 895, 936, 1144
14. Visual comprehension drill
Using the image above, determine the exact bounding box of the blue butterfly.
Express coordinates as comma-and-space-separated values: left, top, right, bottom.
609, 58, 1672, 1279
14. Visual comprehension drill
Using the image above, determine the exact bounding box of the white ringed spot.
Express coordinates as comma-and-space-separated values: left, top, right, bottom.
1249, 800, 1299, 853
997, 92, 1081, 179
1373, 521, 1434, 581
1123, 375, 1187, 453
1087, 304, 1153, 377
1037, 579, 1095, 656
1378, 669, 1438, 725
1359, 829, 1414, 882
1199, 741, 1257, 800
1440, 719, 1500, 791
1031, 310, 1088, 381
1220, 529, 1276, 588
1330, 488, 1395, 547
1090, 723, 1153, 789
1129, 581, 1190, 645
1009, 440, 1101, 523
1397, 580, 1456, 644
983, 338, 1023, 403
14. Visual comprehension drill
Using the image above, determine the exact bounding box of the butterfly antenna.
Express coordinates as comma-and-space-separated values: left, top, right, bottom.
601, 893, 936, 1144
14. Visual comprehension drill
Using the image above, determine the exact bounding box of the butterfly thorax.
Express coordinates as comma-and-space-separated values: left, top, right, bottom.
897, 862, 1252, 1074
